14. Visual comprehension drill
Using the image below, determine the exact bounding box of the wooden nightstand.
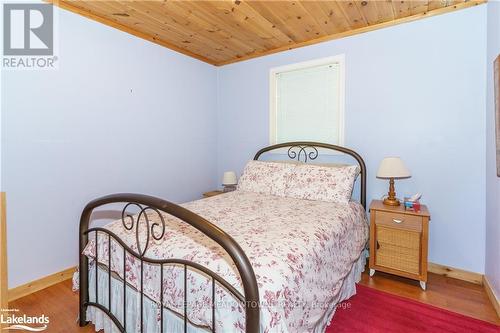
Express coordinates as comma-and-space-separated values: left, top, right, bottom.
203, 190, 224, 198
369, 200, 431, 290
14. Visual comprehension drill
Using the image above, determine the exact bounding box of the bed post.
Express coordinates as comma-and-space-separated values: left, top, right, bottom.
79, 204, 92, 327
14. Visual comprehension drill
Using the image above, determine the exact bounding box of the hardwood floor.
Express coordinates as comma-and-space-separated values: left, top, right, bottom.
8, 279, 94, 333
8, 270, 499, 332
359, 270, 500, 326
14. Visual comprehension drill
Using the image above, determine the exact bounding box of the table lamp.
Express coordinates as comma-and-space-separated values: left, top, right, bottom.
377, 157, 411, 206
222, 171, 237, 192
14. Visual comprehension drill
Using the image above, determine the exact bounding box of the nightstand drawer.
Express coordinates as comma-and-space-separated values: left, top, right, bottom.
375, 211, 422, 232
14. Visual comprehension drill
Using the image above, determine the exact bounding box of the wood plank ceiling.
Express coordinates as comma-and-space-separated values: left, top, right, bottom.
53, 0, 485, 66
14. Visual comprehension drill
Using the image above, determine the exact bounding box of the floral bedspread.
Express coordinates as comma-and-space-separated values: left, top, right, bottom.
82, 190, 368, 332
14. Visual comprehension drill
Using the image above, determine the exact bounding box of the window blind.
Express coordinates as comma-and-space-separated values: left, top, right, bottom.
274, 62, 342, 145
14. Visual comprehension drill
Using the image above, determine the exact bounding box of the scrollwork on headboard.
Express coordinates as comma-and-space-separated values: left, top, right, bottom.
286, 145, 318, 163
253, 141, 367, 209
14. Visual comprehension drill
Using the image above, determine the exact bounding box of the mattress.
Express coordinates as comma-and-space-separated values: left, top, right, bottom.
79, 190, 369, 332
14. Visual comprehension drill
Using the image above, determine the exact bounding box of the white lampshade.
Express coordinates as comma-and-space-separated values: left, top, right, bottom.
222, 171, 237, 185
377, 157, 411, 179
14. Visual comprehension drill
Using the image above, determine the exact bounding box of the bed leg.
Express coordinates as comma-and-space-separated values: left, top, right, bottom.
79, 207, 93, 327
79, 236, 89, 327
79, 257, 89, 327
78, 315, 88, 327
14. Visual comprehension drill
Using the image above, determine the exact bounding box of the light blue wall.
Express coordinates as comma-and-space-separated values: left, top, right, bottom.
217, 6, 488, 273
1, 9, 218, 287
486, 1, 500, 297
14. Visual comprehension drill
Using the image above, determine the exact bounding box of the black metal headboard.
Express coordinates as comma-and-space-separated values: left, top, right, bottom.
253, 141, 367, 209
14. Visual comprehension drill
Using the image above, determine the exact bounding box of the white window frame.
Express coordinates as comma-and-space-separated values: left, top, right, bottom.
269, 54, 346, 147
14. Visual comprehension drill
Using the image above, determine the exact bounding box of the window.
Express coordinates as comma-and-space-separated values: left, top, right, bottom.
269, 55, 345, 146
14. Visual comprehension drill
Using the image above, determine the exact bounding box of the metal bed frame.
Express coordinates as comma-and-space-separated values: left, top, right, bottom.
78, 142, 366, 333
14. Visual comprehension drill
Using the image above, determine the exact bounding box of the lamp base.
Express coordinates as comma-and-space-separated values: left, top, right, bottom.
383, 197, 401, 206
383, 177, 401, 206
223, 185, 237, 192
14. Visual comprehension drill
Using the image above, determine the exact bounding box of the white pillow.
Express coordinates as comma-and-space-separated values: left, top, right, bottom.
285, 164, 360, 204
237, 160, 295, 196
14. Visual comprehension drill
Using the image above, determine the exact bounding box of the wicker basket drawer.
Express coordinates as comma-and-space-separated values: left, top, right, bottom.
375, 225, 421, 275
375, 211, 422, 232
376, 225, 421, 250
376, 243, 420, 275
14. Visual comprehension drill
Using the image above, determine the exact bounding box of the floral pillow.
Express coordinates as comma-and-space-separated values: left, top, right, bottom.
237, 160, 296, 196
285, 164, 360, 204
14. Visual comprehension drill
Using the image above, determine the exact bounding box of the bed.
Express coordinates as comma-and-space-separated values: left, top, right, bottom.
77, 142, 368, 333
